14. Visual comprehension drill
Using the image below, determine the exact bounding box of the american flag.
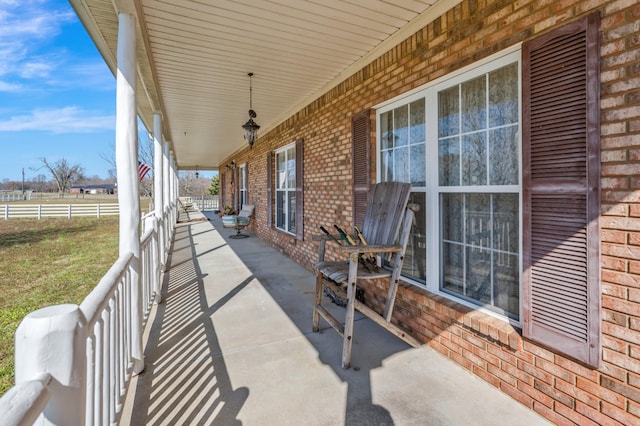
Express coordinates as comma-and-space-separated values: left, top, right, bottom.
138, 161, 151, 182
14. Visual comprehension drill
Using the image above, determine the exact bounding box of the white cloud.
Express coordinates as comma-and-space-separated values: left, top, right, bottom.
0, 80, 21, 92
0, 107, 114, 133
0, 1, 75, 81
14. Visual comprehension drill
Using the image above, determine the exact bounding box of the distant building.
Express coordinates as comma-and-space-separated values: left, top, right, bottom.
70, 184, 117, 195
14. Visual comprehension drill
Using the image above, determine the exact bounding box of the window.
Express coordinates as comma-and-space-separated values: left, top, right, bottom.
377, 49, 521, 319
376, 14, 601, 367
238, 163, 247, 208
379, 97, 427, 282
276, 143, 296, 234
437, 62, 520, 320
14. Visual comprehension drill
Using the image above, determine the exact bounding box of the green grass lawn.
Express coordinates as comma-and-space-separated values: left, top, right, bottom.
0, 217, 119, 395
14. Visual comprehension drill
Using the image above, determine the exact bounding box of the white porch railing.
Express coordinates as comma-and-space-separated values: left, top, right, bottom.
0, 214, 171, 425
181, 195, 219, 211
1, 203, 119, 220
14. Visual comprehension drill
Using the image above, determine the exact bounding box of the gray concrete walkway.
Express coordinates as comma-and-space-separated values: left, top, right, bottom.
121, 210, 552, 425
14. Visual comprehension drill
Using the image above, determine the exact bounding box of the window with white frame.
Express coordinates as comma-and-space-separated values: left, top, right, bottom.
238, 163, 247, 208
377, 49, 521, 321
276, 143, 296, 233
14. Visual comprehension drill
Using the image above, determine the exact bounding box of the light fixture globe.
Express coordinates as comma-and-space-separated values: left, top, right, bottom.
241, 73, 260, 149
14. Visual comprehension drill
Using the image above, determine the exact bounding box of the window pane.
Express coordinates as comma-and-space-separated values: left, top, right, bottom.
438, 86, 459, 138
381, 150, 393, 182
442, 242, 464, 295
440, 192, 519, 319
410, 144, 426, 186
393, 105, 408, 147
461, 75, 486, 133
287, 157, 295, 189
288, 191, 296, 232
381, 111, 394, 150
403, 192, 426, 282
276, 191, 285, 228
489, 63, 519, 127
465, 246, 491, 303
410, 98, 425, 143
493, 193, 519, 255
489, 125, 518, 185
494, 253, 519, 319
393, 146, 409, 183
491, 192, 520, 319
439, 137, 460, 186
441, 193, 463, 243
465, 193, 490, 249
276, 152, 286, 188
461, 132, 487, 186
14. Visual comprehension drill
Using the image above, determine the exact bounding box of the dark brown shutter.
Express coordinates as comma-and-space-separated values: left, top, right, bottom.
234, 167, 240, 212
245, 163, 249, 204
522, 13, 601, 367
295, 139, 304, 241
266, 152, 273, 228
352, 110, 371, 227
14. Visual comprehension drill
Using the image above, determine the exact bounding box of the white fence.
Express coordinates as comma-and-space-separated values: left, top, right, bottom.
0, 193, 32, 202
1, 203, 119, 219
0, 210, 172, 425
181, 195, 219, 211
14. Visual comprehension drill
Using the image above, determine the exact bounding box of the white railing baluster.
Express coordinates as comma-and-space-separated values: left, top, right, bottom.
85, 335, 95, 426
94, 321, 103, 426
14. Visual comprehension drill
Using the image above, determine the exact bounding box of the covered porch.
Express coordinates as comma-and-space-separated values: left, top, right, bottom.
120, 210, 550, 425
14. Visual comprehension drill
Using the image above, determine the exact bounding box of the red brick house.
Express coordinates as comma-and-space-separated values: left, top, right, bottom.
73, 0, 639, 423
218, 1, 640, 424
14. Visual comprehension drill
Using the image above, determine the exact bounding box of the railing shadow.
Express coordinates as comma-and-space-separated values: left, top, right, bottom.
128, 220, 249, 425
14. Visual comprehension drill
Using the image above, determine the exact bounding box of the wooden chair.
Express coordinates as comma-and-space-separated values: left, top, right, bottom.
223, 204, 254, 239
312, 182, 421, 368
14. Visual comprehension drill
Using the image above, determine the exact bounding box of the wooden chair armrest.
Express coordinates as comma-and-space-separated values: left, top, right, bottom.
337, 244, 402, 254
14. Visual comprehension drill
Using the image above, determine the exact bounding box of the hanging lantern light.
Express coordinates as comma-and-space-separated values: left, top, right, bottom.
241, 72, 260, 149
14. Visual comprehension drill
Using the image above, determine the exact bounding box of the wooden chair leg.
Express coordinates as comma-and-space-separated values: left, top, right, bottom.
341, 254, 359, 369
312, 273, 323, 332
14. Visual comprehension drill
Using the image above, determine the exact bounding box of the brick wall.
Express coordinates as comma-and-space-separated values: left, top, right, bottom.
221, 0, 640, 423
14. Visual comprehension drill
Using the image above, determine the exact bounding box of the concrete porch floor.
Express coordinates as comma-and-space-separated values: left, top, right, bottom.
121, 210, 552, 426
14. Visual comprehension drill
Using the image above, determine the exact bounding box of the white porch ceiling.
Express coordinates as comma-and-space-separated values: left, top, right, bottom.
70, 0, 458, 170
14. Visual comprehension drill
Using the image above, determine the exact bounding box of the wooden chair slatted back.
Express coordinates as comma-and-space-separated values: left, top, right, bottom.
361, 182, 412, 247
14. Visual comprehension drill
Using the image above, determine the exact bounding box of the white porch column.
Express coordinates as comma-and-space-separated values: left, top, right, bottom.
170, 152, 177, 224
115, 11, 144, 375
152, 114, 164, 303
163, 141, 171, 243
153, 114, 165, 260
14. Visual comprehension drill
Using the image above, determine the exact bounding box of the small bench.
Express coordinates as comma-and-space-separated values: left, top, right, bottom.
222, 204, 254, 239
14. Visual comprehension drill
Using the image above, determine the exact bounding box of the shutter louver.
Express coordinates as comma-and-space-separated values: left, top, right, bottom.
523, 13, 601, 367
352, 110, 371, 227
295, 139, 304, 241
266, 152, 273, 228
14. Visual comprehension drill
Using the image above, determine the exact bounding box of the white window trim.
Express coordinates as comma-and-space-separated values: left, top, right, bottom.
275, 142, 296, 235
376, 47, 524, 326
238, 163, 247, 208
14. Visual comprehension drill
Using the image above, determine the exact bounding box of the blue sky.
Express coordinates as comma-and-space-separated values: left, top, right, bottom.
0, 0, 214, 182
0, 0, 118, 181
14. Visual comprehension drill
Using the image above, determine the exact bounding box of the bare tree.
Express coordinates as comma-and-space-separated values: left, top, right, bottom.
39, 157, 84, 195
32, 174, 49, 193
